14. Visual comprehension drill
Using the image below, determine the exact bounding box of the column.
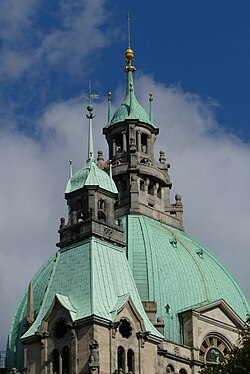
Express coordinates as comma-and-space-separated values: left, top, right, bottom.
122, 131, 127, 152
137, 131, 142, 152
112, 138, 116, 156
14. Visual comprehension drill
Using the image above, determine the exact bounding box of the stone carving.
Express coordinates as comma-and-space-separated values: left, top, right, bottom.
89, 339, 99, 373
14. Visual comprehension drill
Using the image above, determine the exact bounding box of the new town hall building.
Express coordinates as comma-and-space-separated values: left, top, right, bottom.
6, 35, 250, 374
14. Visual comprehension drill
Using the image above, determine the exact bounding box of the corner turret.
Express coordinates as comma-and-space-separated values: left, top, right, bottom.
58, 104, 125, 248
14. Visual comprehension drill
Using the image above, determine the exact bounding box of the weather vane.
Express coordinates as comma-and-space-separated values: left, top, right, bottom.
86, 82, 99, 105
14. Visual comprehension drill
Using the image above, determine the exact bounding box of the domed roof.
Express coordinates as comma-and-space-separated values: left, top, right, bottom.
124, 215, 250, 343
107, 71, 156, 128
65, 160, 117, 195
6, 254, 56, 369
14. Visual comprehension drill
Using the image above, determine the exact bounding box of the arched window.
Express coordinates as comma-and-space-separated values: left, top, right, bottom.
166, 364, 174, 373
199, 336, 229, 365
52, 349, 59, 373
62, 346, 70, 373
117, 346, 125, 372
141, 133, 148, 153
179, 369, 187, 374
98, 199, 107, 222
127, 349, 134, 373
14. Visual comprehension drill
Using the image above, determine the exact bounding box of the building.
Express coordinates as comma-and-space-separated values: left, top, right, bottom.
6, 30, 250, 374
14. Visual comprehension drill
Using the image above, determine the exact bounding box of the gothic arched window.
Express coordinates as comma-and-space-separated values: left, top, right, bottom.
117, 346, 125, 372
98, 199, 107, 222
127, 349, 134, 373
62, 346, 70, 373
52, 349, 59, 373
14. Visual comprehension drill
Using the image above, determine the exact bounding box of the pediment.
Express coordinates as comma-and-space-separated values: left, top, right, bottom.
195, 299, 244, 328
43, 293, 78, 324
110, 294, 146, 332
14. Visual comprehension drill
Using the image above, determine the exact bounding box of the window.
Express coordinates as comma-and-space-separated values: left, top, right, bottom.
119, 318, 132, 338
127, 349, 134, 373
62, 346, 70, 373
117, 346, 125, 372
54, 319, 67, 339
52, 349, 59, 373
199, 336, 229, 365
179, 369, 187, 374
167, 364, 174, 373
141, 133, 148, 153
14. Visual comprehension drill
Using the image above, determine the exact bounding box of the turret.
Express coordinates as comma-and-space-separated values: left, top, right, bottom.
57, 104, 125, 248
103, 16, 184, 230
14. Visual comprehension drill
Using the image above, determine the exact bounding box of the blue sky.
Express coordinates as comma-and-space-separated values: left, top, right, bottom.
2, 1, 250, 139
1, 0, 250, 350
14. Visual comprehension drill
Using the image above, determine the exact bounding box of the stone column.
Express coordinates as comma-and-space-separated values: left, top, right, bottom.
59, 352, 62, 374
112, 138, 116, 156
41, 335, 48, 374
122, 131, 127, 152
137, 131, 142, 152
71, 328, 78, 374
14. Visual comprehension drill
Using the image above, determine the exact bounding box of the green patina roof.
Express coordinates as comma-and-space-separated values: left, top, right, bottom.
125, 215, 250, 343
6, 254, 56, 370
21, 238, 162, 341
65, 160, 117, 194
107, 71, 156, 128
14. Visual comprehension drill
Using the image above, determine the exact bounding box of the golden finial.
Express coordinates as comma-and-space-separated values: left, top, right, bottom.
124, 12, 136, 72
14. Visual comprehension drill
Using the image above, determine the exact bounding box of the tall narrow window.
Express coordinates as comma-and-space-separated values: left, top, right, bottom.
117, 346, 125, 372
127, 349, 134, 373
62, 346, 70, 373
52, 349, 59, 374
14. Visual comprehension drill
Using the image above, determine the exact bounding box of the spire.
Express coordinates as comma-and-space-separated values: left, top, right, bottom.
86, 84, 99, 163
26, 281, 34, 326
108, 92, 112, 123
149, 92, 153, 122
106, 14, 156, 128
86, 105, 94, 162
124, 13, 136, 74
69, 160, 73, 178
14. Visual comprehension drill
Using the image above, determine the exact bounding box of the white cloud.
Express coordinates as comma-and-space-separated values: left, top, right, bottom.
0, 0, 113, 79
1, 75, 250, 351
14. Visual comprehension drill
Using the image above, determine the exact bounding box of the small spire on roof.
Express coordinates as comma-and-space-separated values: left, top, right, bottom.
149, 92, 153, 122
108, 92, 112, 123
69, 160, 73, 178
124, 12, 136, 72
26, 281, 34, 327
85, 83, 99, 163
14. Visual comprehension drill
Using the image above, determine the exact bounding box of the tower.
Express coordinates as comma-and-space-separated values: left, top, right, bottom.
103, 24, 183, 230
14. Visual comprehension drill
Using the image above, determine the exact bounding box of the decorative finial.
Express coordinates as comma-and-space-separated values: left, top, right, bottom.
86, 84, 99, 162
69, 160, 73, 178
124, 13, 136, 72
26, 281, 34, 326
149, 92, 153, 122
108, 92, 112, 123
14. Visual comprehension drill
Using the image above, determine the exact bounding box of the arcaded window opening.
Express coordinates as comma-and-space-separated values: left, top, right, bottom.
127, 349, 134, 373
117, 346, 125, 372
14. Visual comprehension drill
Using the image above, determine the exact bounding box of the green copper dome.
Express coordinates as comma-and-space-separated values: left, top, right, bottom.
6, 254, 56, 370
108, 70, 156, 128
65, 160, 118, 195
124, 215, 250, 343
